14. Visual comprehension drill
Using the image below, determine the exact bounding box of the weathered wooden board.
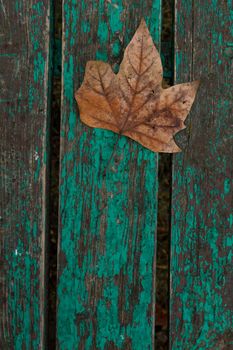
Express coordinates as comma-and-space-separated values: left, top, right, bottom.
170, 1, 233, 349
58, 1, 161, 348
0, 0, 52, 348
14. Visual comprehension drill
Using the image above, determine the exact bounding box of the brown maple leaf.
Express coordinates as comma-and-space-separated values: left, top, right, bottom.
75, 19, 199, 153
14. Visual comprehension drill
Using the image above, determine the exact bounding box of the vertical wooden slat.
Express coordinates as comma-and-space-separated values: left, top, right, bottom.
58, 1, 161, 348
0, 0, 52, 348
170, 1, 233, 348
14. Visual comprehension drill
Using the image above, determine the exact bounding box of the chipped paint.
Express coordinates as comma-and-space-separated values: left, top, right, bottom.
170, 0, 233, 348
1, 0, 52, 348
58, 1, 161, 349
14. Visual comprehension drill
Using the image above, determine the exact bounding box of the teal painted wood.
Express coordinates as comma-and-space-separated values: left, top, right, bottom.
58, 1, 161, 349
0, 0, 52, 348
170, 1, 233, 349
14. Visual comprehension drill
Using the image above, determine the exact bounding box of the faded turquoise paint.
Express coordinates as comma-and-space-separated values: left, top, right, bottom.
5, 172, 42, 349
1, 0, 52, 349
170, 1, 233, 349
58, 1, 161, 349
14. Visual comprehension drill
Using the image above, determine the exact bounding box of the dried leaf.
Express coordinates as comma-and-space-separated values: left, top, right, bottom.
75, 19, 199, 153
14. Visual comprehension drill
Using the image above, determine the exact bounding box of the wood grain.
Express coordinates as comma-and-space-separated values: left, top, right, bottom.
170, 1, 233, 349
58, 1, 161, 349
0, 0, 52, 348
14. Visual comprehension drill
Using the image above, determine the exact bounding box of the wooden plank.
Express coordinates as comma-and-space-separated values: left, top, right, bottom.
58, 1, 161, 348
0, 0, 52, 348
170, 1, 233, 348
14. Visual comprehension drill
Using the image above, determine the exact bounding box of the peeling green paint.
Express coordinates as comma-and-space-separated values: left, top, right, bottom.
58, 1, 161, 349
170, 1, 233, 349
1, 0, 52, 348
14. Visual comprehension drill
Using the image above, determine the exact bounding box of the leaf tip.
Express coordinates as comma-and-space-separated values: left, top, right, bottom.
190, 80, 200, 96
193, 79, 200, 89
138, 18, 151, 35
139, 18, 147, 26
